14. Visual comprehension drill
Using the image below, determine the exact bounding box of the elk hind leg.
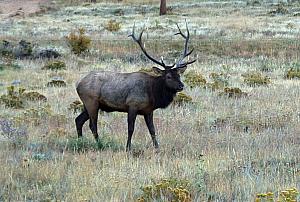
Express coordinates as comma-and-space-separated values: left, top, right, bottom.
84, 99, 100, 142
75, 107, 89, 138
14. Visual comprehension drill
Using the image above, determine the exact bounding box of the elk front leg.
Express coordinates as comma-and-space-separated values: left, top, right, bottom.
126, 109, 137, 151
144, 113, 159, 149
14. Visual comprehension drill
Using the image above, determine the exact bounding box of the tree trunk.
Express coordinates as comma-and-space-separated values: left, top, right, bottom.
160, 0, 167, 15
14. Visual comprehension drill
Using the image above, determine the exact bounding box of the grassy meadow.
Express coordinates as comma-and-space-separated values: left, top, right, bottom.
0, 0, 299, 201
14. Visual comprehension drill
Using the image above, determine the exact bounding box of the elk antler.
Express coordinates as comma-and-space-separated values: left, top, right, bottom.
129, 24, 175, 69
174, 21, 196, 68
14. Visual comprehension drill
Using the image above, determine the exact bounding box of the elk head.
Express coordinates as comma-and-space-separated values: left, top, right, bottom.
129, 22, 196, 92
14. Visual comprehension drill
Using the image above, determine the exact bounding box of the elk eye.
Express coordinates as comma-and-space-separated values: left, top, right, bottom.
166, 75, 172, 79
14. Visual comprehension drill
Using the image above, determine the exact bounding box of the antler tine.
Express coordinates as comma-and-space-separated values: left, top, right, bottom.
129, 24, 175, 69
175, 21, 196, 68
174, 23, 184, 37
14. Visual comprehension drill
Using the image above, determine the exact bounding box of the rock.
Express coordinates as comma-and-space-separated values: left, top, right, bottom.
34, 49, 61, 59
11, 80, 21, 85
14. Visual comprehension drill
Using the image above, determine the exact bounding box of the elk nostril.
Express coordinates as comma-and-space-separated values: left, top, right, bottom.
178, 84, 184, 90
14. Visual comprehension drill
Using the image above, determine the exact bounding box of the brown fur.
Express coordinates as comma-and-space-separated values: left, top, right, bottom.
75, 23, 195, 151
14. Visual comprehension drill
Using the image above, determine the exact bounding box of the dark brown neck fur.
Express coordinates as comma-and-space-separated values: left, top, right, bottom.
152, 76, 176, 109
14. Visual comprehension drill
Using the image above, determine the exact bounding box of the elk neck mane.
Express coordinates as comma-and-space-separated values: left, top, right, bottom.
152, 75, 177, 109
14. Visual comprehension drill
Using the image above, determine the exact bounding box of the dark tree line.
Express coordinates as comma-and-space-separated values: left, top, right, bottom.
89, 0, 167, 16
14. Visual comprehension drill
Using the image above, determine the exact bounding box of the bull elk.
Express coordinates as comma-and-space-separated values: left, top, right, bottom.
75, 22, 196, 151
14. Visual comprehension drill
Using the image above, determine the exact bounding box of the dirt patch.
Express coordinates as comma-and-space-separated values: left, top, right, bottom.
0, 0, 49, 18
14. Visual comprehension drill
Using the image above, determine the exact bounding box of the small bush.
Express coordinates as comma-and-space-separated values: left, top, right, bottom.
278, 187, 299, 202
47, 77, 66, 87
219, 87, 247, 98
184, 71, 206, 88
0, 56, 22, 71
259, 61, 274, 72
34, 48, 61, 59
285, 68, 300, 79
268, 3, 289, 15
42, 60, 66, 71
69, 100, 84, 113
246, 0, 261, 6
0, 40, 13, 57
104, 20, 121, 32
14, 105, 53, 126
173, 92, 193, 105
66, 28, 91, 55
31, 152, 52, 161
113, 8, 124, 16
23, 91, 47, 102
255, 187, 299, 202
0, 63, 21, 71
242, 72, 270, 86
14, 40, 33, 58
0, 86, 47, 108
205, 72, 229, 91
0, 86, 25, 108
137, 178, 192, 202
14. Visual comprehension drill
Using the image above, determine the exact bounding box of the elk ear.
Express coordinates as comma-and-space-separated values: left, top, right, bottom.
176, 66, 187, 74
152, 67, 164, 75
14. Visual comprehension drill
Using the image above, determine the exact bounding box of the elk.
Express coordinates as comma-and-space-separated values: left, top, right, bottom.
75, 22, 196, 151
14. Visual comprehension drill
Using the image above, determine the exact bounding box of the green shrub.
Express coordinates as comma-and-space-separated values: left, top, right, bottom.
69, 100, 84, 113
268, 3, 289, 15
278, 187, 299, 202
104, 20, 121, 32
42, 60, 66, 71
113, 8, 124, 16
23, 91, 47, 102
1, 86, 27, 108
0, 40, 13, 57
0, 86, 47, 108
47, 77, 67, 87
184, 71, 206, 88
255, 187, 299, 202
0, 62, 21, 71
246, 0, 261, 6
173, 92, 193, 105
208, 72, 229, 90
242, 72, 270, 86
66, 28, 91, 55
219, 87, 247, 98
14, 105, 53, 125
137, 178, 192, 202
285, 68, 300, 79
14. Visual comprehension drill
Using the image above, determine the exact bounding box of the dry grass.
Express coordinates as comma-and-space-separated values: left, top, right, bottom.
0, 0, 299, 201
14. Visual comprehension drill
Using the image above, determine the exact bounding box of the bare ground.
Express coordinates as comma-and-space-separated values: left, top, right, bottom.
0, 0, 49, 18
